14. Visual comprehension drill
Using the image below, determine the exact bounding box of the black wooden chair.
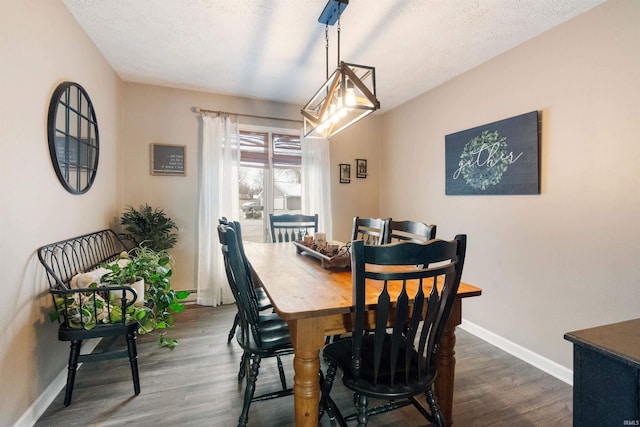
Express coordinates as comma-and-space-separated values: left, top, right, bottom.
219, 218, 273, 345
37, 230, 141, 406
320, 235, 467, 426
223, 219, 282, 383
351, 216, 390, 245
218, 223, 294, 427
323, 217, 389, 344
385, 220, 437, 243
269, 213, 318, 242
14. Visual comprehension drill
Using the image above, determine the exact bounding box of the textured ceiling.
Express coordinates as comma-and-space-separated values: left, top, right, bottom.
63, 0, 605, 112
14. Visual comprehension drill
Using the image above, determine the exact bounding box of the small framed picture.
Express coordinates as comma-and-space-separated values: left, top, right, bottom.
339, 163, 351, 183
356, 158, 367, 178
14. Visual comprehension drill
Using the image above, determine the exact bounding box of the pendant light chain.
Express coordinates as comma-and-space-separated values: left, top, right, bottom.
337, 18, 341, 67
325, 24, 329, 81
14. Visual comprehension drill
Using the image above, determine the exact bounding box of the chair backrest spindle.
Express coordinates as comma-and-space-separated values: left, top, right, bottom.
385, 220, 437, 244
350, 234, 466, 387
38, 229, 126, 291
351, 216, 390, 246
269, 213, 318, 243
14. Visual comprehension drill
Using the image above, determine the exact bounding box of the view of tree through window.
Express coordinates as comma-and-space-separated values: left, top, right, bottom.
238, 130, 301, 242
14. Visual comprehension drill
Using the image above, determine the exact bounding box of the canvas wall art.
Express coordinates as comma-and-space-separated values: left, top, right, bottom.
445, 111, 540, 195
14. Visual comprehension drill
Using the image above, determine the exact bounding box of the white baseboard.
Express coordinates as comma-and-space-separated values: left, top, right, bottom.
459, 319, 573, 386
13, 338, 101, 427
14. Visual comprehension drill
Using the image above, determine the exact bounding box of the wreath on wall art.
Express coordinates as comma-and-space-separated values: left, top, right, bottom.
458, 130, 511, 190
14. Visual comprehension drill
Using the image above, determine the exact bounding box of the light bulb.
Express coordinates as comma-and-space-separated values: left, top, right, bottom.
346, 87, 356, 106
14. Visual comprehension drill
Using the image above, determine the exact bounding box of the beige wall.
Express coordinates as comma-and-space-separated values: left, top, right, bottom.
1, 1, 123, 425
326, 117, 383, 241
380, 0, 640, 370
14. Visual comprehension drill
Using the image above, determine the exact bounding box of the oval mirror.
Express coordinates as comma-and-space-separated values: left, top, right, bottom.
47, 81, 100, 194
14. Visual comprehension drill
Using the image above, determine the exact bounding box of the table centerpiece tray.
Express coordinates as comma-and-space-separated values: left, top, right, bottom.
292, 240, 351, 269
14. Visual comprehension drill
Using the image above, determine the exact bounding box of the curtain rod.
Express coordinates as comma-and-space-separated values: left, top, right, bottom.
192, 107, 302, 124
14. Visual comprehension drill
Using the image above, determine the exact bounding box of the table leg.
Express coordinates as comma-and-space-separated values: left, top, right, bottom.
435, 298, 462, 427
288, 317, 325, 427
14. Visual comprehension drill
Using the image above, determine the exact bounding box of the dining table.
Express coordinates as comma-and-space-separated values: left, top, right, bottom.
244, 241, 482, 427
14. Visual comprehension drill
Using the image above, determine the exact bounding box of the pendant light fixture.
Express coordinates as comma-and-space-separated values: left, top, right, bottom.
301, 0, 380, 139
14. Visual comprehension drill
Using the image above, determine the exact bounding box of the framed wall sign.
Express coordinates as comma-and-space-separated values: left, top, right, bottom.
339, 163, 351, 183
151, 144, 186, 176
356, 159, 367, 178
445, 111, 540, 195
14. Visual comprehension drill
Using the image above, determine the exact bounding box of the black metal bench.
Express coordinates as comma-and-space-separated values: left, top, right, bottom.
37, 229, 141, 406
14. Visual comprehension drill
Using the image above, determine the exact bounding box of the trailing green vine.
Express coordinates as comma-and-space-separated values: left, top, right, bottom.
101, 247, 189, 349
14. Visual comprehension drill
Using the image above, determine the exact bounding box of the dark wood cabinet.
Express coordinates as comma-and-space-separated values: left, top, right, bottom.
565, 318, 640, 427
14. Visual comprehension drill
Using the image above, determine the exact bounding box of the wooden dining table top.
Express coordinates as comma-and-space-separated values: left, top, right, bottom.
244, 241, 482, 320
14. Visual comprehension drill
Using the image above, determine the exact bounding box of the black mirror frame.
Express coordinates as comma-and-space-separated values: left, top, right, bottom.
47, 81, 100, 194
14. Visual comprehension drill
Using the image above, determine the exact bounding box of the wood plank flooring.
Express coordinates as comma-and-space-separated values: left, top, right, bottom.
35, 304, 572, 426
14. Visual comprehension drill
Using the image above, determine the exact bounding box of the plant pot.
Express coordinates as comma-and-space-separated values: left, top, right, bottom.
110, 278, 145, 306
130, 278, 145, 306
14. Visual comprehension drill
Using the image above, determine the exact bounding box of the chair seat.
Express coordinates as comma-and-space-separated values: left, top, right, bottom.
58, 320, 139, 341
323, 334, 436, 400
238, 313, 292, 354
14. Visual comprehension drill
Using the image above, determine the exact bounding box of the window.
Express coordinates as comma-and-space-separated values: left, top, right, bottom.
238, 128, 302, 242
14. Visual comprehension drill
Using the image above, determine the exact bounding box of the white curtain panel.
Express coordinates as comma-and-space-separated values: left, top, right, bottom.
301, 135, 333, 240
197, 115, 240, 306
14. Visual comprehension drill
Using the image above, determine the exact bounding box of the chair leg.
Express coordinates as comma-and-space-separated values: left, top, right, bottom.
276, 354, 287, 390
320, 363, 338, 419
319, 363, 349, 426
355, 393, 369, 427
238, 354, 261, 427
318, 370, 326, 418
237, 351, 247, 382
228, 311, 240, 343
64, 340, 82, 406
126, 331, 141, 395
425, 389, 444, 427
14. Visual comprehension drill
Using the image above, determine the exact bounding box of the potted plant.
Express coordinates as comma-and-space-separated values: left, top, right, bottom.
119, 204, 178, 251
101, 246, 189, 349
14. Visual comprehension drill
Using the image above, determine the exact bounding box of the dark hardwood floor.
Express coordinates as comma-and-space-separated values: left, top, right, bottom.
35, 304, 572, 426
